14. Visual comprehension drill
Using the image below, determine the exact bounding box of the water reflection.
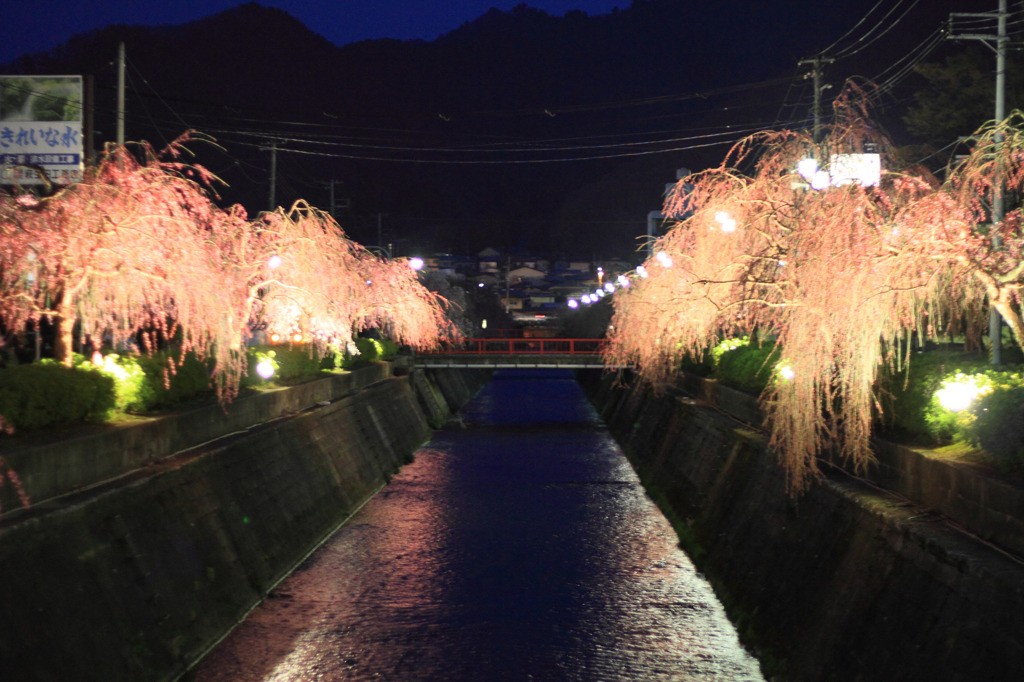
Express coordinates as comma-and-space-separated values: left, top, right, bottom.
191, 370, 763, 681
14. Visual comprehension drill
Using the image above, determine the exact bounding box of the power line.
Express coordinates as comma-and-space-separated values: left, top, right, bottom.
831, 0, 921, 61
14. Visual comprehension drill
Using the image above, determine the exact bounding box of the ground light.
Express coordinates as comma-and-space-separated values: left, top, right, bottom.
256, 360, 275, 379
408, 257, 424, 271
935, 373, 992, 412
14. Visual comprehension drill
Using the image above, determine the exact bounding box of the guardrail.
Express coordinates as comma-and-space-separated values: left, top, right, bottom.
421, 338, 605, 355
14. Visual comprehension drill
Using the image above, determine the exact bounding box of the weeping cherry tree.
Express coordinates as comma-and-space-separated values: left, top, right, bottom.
606, 95, 1024, 493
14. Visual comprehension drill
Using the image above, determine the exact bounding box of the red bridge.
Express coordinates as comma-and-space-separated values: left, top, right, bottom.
413, 338, 616, 368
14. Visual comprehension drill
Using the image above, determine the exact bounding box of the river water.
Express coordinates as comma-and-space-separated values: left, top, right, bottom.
189, 370, 763, 681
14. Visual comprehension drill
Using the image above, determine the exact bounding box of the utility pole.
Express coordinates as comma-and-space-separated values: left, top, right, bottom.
949, 0, 1008, 363
798, 56, 834, 142
325, 179, 349, 218
116, 42, 125, 145
259, 141, 278, 210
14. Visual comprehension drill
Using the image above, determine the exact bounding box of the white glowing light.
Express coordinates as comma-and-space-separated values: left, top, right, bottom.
567, 299, 579, 309
604, 282, 616, 293
810, 170, 831, 191
831, 153, 880, 187
937, 384, 975, 412
268, 254, 282, 269
656, 251, 673, 268
715, 211, 737, 233
932, 373, 992, 413
256, 360, 275, 379
596, 289, 606, 298
408, 257, 424, 271
779, 365, 795, 381
797, 158, 818, 179
636, 265, 648, 278
617, 275, 630, 288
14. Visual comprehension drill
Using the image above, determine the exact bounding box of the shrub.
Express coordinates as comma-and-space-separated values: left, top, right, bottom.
133, 351, 215, 411
0, 360, 116, 430
379, 338, 399, 360
965, 376, 1024, 470
250, 344, 322, 382
876, 351, 992, 444
97, 353, 153, 412
714, 337, 780, 394
341, 337, 384, 369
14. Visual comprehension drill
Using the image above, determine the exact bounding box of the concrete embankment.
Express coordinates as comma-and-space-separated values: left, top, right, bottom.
0, 363, 490, 682
583, 370, 1024, 681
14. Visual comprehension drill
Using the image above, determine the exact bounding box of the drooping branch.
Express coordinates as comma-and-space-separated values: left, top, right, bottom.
605, 96, 1014, 493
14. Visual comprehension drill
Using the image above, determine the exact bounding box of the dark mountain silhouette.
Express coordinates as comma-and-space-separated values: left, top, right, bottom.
0, 1, 988, 257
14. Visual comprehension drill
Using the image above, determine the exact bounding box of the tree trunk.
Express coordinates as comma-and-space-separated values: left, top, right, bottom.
993, 295, 1024, 355
53, 305, 75, 367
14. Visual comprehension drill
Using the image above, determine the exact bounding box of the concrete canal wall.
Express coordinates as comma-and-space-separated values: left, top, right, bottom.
584, 370, 1024, 681
0, 364, 490, 682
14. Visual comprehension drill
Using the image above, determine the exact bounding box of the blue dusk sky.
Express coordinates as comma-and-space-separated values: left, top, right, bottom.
1, 1, 627, 65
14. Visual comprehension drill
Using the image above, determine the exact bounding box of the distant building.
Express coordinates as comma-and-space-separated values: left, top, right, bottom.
508, 266, 546, 285
478, 247, 501, 274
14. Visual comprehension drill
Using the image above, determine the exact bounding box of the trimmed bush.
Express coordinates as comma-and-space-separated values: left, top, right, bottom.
379, 338, 399, 360
133, 351, 215, 411
967, 384, 1024, 470
678, 343, 715, 377
876, 350, 992, 444
248, 344, 322, 382
0, 361, 116, 430
341, 337, 384, 370
714, 337, 780, 394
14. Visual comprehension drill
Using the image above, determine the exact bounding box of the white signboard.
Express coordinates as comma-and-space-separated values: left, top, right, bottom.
830, 153, 880, 188
0, 76, 84, 186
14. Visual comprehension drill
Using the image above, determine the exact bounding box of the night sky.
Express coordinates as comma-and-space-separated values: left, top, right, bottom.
1, 0, 1011, 255
1, 1, 625, 65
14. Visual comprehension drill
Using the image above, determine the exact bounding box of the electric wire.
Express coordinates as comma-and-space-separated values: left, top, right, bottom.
213, 130, 783, 164
830, 0, 920, 61
812, 0, 892, 57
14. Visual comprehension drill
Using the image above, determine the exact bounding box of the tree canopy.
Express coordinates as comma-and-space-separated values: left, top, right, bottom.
0, 135, 456, 401
606, 95, 1024, 492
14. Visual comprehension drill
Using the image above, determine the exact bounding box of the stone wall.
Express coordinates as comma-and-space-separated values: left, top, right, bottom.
0, 363, 394, 511
585, 372, 1024, 681
0, 366, 490, 682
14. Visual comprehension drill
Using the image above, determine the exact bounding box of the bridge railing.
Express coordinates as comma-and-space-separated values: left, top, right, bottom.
422, 338, 605, 355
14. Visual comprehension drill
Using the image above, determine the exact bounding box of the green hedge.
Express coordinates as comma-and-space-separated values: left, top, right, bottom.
0, 336, 404, 433
967, 382, 1024, 470
713, 337, 780, 395
692, 338, 1024, 470
130, 351, 215, 412
0, 361, 116, 430
247, 344, 323, 382
875, 350, 992, 445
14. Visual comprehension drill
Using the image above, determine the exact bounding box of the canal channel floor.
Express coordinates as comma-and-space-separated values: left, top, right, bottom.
189, 370, 763, 681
